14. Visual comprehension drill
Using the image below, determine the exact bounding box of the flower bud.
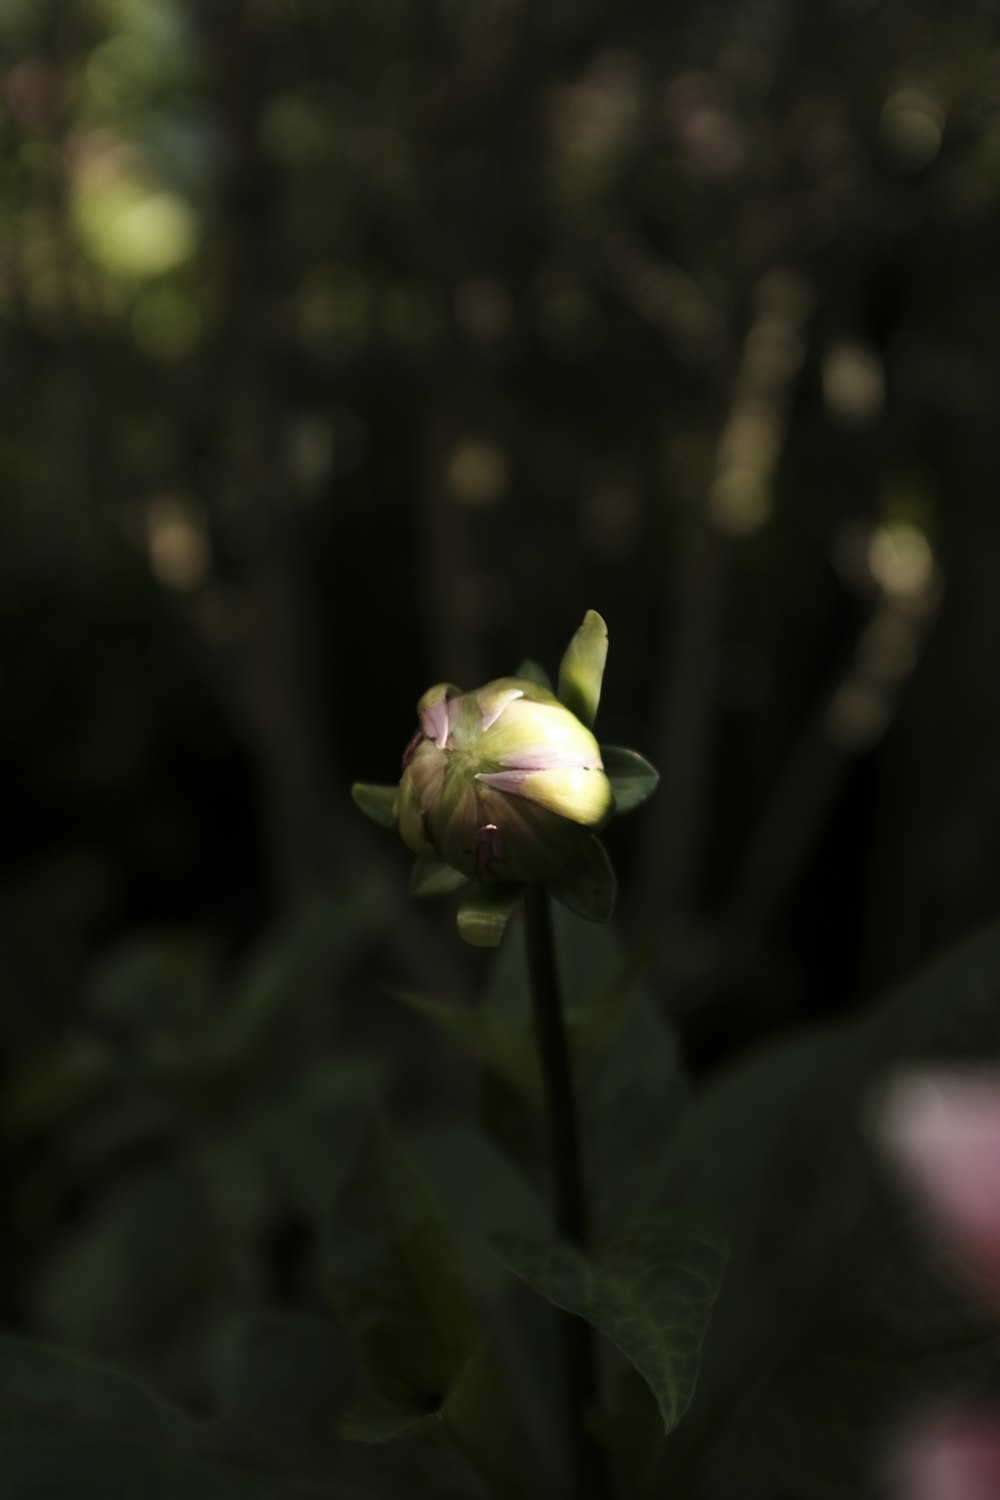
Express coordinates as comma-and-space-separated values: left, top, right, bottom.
352, 610, 659, 943
396, 677, 612, 884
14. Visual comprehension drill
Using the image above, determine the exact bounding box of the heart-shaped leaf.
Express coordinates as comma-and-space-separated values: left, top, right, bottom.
493, 1219, 727, 1434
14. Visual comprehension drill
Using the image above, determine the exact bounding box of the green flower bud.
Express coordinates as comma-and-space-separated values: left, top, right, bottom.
396, 677, 612, 884
352, 611, 659, 944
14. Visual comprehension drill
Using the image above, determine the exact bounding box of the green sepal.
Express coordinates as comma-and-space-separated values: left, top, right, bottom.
548, 835, 616, 923
351, 782, 398, 829
514, 658, 553, 692
409, 857, 468, 898
601, 746, 660, 814
457, 885, 523, 947
557, 609, 608, 728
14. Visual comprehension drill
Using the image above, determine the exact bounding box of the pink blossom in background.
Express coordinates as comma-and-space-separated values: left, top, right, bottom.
881, 1073, 1000, 1499
892, 1411, 1000, 1500
881, 1073, 1000, 1303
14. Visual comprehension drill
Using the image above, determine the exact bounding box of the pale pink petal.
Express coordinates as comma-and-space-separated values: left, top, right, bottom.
421, 697, 451, 748
882, 1073, 1000, 1299
501, 745, 604, 771
893, 1410, 1000, 1500
478, 686, 524, 732
477, 769, 532, 796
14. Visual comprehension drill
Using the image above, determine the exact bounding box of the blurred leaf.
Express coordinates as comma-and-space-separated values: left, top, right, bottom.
649, 921, 1000, 1500
493, 1218, 727, 1434
86, 931, 219, 1034
568, 938, 655, 1088
208, 1314, 355, 1478
457, 885, 523, 948
556, 610, 608, 728
37, 1161, 224, 1356
406, 1120, 548, 1293
200, 883, 387, 1071
351, 784, 397, 829
324, 1114, 480, 1424
2, 1035, 116, 1141
325, 1116, 526, 1494
408, 858, 468, 898
392, 990, 539, 1100
208, 1315, 482, 1499
477, 913, 686, 1234
0, 1333, 369, 1498
600, 746, 660, 815
547, 836, 616, 923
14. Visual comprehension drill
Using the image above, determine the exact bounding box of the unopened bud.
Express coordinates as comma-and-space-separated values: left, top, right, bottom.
397, 677, 612, 884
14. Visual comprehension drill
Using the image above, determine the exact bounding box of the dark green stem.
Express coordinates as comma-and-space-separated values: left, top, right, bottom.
523, 886, 605, 1500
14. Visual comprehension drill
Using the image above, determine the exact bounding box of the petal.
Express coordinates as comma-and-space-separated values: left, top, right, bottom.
893, 1410, 1000, 1500
477, 765, 613, 827
557, 609, 608, 728
472, 821, 506, 882
417, 682, 461, 748
396, 765, 437, 856
481, 698, 603, 770
436, 774, 483, 879
475, 681, 524, 732
881, 1072, 1000, 1301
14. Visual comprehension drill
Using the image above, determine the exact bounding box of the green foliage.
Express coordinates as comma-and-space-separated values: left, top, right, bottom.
7, 864, 1000, 1498
0, 1332, 364, 1499
643, 923, 1000, 1500
494, 1218, 727, 1434
324, 1114, 481, 1423
599, 747, 660, 816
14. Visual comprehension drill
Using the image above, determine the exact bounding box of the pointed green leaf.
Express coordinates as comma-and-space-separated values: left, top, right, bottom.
557, 609, 608, 727
493, 1219, 727, 1435
457, 885, 523, 947
515, 658, 553, 692
325, 1115, 479, 1422
408, 858, 468, 898
392, 990, 539, 1099
547, 836, 616, 923
0, 1333, 371, 1499
601, 746, 660, 814
342, 1345, 533, 1499
325, 1124, 530, 1496
351, 783, 398, 830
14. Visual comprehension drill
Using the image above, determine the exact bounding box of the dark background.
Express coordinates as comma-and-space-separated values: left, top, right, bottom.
2, 0, 1000, 1410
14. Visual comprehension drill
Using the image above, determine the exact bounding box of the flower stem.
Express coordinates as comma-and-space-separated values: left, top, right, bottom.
523, 885, 605, 1500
